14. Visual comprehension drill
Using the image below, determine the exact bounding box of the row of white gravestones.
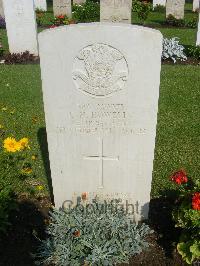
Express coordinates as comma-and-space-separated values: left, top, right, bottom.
166, 0, 185, 19
52, 0, 132, 24
3, 0, 38, 55
53, 0, 72, 17
193, 0, 200, 12
0, 0, 4, 18
153, 0, 166, 8
100, 0, 132, 23
38, 23, 163, 221
34, 0, 47, 11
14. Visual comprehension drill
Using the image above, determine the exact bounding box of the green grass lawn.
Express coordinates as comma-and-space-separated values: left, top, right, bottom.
0, 64, 199, 198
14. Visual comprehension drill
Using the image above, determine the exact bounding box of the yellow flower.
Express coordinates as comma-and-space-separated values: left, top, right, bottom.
0, 124, 3, 129
21, 167, 33, 174
18, 138, 30, 150
3, 137, 21, 152
31, 155, 37, 160
36, 185, 44, 191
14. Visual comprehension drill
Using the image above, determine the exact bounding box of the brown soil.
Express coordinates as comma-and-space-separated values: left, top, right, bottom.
0, 196, 189, 266
162, 58, 200, 65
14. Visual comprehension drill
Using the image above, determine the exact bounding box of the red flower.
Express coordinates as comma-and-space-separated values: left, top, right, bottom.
49, 25, 57, 29
73, 230, 81, 237
57, 15, 64, 19
192, 192, 200, 211
170, 170, 188, 185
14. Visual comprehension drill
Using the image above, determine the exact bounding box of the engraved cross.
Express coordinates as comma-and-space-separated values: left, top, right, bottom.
83, 138, 119, 189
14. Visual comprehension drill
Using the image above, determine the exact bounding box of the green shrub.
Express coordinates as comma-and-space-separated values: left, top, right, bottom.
166, 15, 185, 27
153, 4, 165, 12
185, 45, 200, 60
132, 0, 152, 24
0, 185, 16, 233
166, 15, 198, 29
36, 199, 152, 265
72, 1, 100, 23
185, 18, 198, 29
170, 170, 200, 264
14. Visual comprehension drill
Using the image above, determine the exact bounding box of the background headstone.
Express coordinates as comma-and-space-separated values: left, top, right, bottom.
34, 0, 47, 11
53, 0, 72, 17
3, 0, 38, 55
193, 0, 199, 12
197, 12, 200, 45
0, 0, 4, 18
166, 0, 185, 19
100, 0, 132, 23
39, 24, 162, 221
153, 0, 166, 8
73, 0, 86, 5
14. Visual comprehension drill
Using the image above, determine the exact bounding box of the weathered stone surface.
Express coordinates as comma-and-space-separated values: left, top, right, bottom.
39, 23, 162, 221
100, 0, 132, 23
73, 0, 86, 5
193, 0, 199, 12
0, 0, 4, 18
153, 0, 166, 8
166, 0, 185, 19
53, 0, 71, 17
3, 0, 38, 55
34, 0, 47, 11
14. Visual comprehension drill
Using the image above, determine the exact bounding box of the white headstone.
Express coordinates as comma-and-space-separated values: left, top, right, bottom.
53, 0, 72, 18
34, 0, 47, 11
0, 0, 4, 18
100, 0, 132, 23
3, 0, 38, 55
166, 0, 185, 19
193, 0, 199, 12
197, 12, 200, 45
153, 0, 166, 8
39, 23, 162, 221
73, 0, 86, 5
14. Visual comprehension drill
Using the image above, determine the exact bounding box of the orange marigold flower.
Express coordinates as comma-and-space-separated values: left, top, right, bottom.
192, 192, 200, 211
170, 170, 188, 185
81, 192, 87, 201
73, 230, 81, 237
57, 15, 64, 19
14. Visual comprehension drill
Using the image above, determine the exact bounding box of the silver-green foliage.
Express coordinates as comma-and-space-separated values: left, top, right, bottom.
36, 200, 152, 265
162, 37, 187, 63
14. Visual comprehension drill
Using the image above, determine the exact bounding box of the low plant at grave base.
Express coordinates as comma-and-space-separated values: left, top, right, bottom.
132, 0, 152, 24
51, 15, 70, 26
185, 45, 200, 60
162, 37, 187, 63
72, 1, 100, 23
0, 16, 6, 29
0, 185, 17, 233
170, 170, 200, 264
4, 51, 38, 64
35, 199, 152, 265
153, 4, 165, 12
36, 11, 46, 27
166, 15, 198, 29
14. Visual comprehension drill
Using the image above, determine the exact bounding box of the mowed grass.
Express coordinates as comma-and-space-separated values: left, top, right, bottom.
0, 64, 199, 198
0, 65, 49, 195
152, 65, 200, 197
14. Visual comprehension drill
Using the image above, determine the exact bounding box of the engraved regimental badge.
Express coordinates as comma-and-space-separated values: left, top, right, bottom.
72, 43, 129, 97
